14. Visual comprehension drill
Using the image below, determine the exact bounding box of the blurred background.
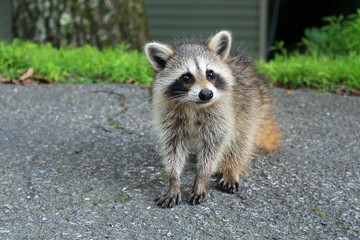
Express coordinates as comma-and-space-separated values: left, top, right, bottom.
1, 0, 360, 59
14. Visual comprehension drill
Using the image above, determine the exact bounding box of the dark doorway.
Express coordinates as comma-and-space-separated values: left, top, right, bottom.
268, 0, 360, 57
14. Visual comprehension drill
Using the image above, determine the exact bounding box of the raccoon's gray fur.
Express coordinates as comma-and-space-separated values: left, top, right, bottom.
144, 31, 280, 208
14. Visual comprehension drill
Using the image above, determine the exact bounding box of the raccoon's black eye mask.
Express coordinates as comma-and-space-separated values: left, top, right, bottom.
166, 80, 190, 98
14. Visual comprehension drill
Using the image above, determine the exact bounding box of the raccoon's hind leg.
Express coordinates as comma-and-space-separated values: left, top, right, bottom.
255, 115, 280, 152
218, 146, 251, 193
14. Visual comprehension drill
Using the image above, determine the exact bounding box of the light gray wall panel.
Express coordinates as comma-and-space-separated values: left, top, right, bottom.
145, 0, 261, 54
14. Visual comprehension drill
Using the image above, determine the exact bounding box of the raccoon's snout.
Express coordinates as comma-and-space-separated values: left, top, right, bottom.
198, 89, 213, 101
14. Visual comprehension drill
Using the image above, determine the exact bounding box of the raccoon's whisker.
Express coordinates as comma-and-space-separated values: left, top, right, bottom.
170, 92, 187, 96
169, 93, 187, 99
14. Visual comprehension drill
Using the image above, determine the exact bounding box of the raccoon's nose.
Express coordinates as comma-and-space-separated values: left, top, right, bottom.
198, 89, 213, 100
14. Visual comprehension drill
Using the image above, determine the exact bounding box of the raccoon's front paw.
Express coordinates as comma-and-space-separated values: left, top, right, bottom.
188, 191, 207, 205
218, 179, 239, 194
155, 191, 181, 208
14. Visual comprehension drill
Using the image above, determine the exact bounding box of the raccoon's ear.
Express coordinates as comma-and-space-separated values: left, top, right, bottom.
144, 42, 174, 71
208, 30, 232, 60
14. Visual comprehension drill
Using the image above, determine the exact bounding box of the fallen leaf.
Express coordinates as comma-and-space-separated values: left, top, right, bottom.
33, 76, 52, 84
19, 68, 34, 81
125, 79, 134, 84
350, 89, 360, 96
0, 76, 13, 84
19, 78, 37, 85
286, 90, 293, 95
336, 87, 360, 96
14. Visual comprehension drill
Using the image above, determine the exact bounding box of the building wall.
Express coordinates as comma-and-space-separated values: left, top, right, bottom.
0, 0, 268, 56
0, 0, 12, 42
145, 0, 267, 57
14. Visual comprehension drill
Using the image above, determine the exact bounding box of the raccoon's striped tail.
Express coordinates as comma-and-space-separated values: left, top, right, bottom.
256, 116, 281, 152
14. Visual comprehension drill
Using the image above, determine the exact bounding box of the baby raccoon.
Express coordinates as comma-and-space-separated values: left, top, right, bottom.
144, 31, 280, 208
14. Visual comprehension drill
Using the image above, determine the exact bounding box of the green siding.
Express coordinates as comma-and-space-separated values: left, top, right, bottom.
145, 0, 261, 53
0, 0, 12, 42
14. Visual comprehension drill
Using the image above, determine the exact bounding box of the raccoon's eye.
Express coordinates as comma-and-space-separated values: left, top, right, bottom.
206, 70, 215, 80
180, 73, 193, 83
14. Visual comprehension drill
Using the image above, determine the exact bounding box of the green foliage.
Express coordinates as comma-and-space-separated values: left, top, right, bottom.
0, 40, 153, 84
303, 9, 360, 55
258, 9, 360, 92
258, 53, 360, 91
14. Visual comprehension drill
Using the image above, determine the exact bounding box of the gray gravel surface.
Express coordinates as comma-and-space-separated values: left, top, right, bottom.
0, 84, 359, 240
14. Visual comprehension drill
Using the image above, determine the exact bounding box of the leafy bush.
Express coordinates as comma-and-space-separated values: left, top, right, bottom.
0, 40, 153, 84
258, 9, 360, 92
303, 9, 360, 55
258, 53, 360, 91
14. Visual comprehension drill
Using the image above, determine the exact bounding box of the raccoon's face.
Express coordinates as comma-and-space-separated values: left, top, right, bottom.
145, 31, 235, 106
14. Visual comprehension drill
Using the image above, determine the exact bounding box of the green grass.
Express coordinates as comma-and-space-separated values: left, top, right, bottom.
2, 22, 360, 93
0, 40, 153, 84
107, 116, 125, 130
258, 9, 360, 93
257, 52, 360, 91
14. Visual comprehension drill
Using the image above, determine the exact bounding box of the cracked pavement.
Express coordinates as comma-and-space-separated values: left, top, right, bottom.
0, 84, 359, 239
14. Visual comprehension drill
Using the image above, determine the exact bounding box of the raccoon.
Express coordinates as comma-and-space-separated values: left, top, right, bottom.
144, 31, 280, 208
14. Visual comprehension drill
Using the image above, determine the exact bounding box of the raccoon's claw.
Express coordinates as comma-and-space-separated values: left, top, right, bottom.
188, 191, 207, 205
155, 192, 181, 208
218, 179, 240, 194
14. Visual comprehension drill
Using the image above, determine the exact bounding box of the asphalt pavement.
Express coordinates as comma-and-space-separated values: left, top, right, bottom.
0, 84, 359, 239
